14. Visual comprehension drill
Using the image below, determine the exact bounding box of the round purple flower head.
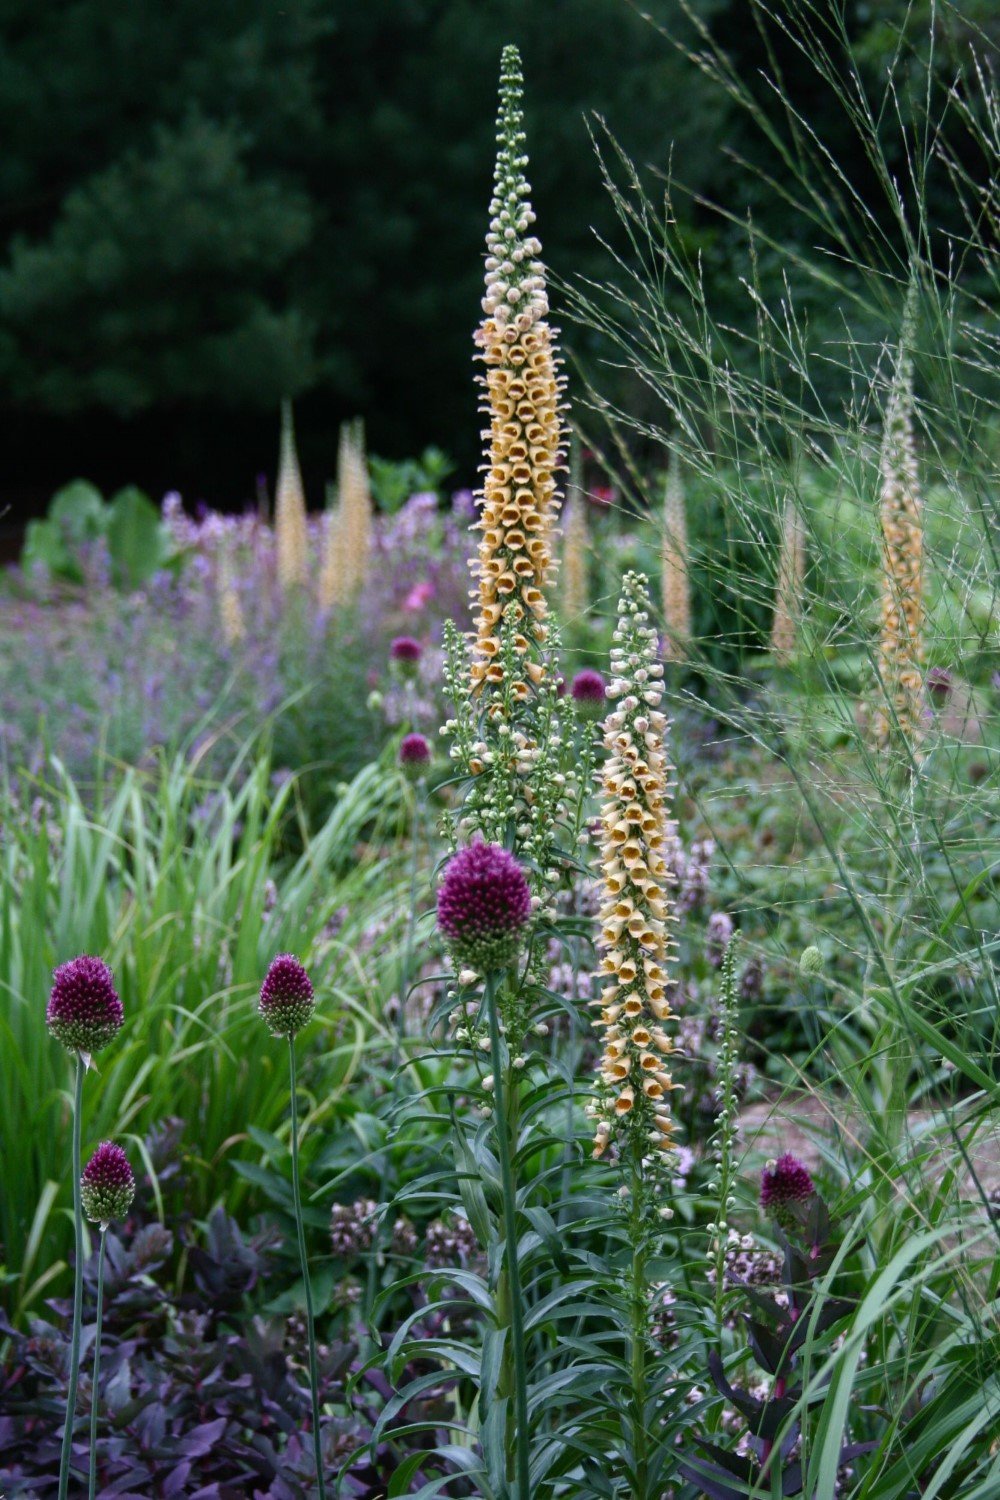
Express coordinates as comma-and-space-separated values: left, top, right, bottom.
399, 732, 431, 779
390, 636, 422, 677
259, 954, 315, 1038
46, 956, 124, 1056
81, 1142, 135, 1227
437, 842, 532, 973
760, 1153, 815, 1222
571, 669, 606, 703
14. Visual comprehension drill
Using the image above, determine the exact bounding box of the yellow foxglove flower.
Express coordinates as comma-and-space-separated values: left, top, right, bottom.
218, 540, 246, 647
770, 498, 806, 664
275, 400, 309, 590
338, 419, 373, 590
873, 305, 924, 752
661, 451, 691, 660
471, 45, 566, 699
591, 572, 680, 1164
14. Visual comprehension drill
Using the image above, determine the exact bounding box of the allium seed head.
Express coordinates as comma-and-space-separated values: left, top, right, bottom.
81, 1142, 135, 1227
437, 841, 531, 973
259, 954, 315, 1037
46, 956, 124, 1056
760, 1153, 815, 1217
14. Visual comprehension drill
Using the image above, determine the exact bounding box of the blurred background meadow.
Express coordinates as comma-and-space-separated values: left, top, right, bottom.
2, 1, 1000, 1496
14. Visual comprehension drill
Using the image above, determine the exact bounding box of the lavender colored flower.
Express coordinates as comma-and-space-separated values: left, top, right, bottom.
330, 1198, 378, 1258
570, 669, 606, 717
760, 1153, 815, 1220
46, 956, 124, 1056
425, 1213, 479, 1268
258, 954, 315, 1037
706, 911, 735, 967
436, 842, 532, 973
399, 732, 431, 777
81, 1142, 135, 1226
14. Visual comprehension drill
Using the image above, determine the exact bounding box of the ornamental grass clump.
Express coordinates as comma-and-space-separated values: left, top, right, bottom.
275, 399, 309, 591
770, 497, 806, 664
47, 956, 125, 1500
873, 300, 924, 754
661, 450, 691, 661
560, 441, 589, 623
257, 954, 326, 1498
81, 1142, 134, 1500
470, 43, 566, 701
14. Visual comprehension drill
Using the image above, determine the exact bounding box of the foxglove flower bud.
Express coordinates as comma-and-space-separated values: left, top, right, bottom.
81, 1142, 135, 1227
46, 956, 124, 1056
259, 954, 315, 1037
437, 842, 531, 973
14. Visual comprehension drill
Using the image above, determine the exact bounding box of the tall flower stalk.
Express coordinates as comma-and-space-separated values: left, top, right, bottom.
471, 43, 566, 700
589, 572, 680, 1498
873, 296, 924, 754
770, 497, 806, 665
319, 420, 372, 613
46, 956, 125, 1500
81, 1142, 135, 1499
258, 955, 326, 1500
561, 439, 589, 624
218, 538, 247, 647
275, 399, 309, 592
661, 450, 691, 661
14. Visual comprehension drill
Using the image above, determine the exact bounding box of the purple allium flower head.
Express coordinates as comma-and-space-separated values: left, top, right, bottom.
389, 636, 423, 676
46, 956, 124, 1056
399, 732, 431, 778
570, 669, 606, 718
926, 666, 953, 705
437, 841, 532, 973
760, 1153, 815, 1219
81, 1141, 135, 1226
259, 954, 315, 1037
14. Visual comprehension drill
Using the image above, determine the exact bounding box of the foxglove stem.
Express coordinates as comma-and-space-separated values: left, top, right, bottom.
288, 1038, 326, 1500
87, 1229, 108, 1500
58, 1051, 85, 1500
626, 1148, 651, 1500
484, 971, 530, 1500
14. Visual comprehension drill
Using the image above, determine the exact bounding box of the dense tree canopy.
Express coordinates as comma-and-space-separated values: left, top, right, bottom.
0, 0, 996, 509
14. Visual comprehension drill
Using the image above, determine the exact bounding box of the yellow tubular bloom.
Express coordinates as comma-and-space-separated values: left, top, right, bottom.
471, 45, 566, 699
770, 498, 806, 665
561, 487, 589, 624
218, 541, 246, 647
661, 451, 691, 661
591, 572, 680, 1163
873, 317, 924, 752
275, 400, 309, 590
317, 502, 347, 614
339, 420, 373, 589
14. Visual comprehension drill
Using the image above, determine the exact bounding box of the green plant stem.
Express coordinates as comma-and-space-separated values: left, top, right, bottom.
484, 971, 530, 1500
88, 1229, 107, 1500
627, 1149, 650, 1500
288, 1037, 326, 1500
58, 1050, 85, 1500
396, 777, 425, 1060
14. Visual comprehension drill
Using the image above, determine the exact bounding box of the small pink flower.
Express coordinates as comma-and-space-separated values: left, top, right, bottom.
403, 580, 435, 611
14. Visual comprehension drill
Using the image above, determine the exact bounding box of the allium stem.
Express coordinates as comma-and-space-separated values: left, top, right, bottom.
484, 971, 530, 1500
87, 1229, 107, 1500
58, 1050, 85, 1500
288, 1038, 326, 1500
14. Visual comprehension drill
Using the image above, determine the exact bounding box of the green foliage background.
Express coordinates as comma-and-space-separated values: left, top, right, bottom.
1, 0, 998, 498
